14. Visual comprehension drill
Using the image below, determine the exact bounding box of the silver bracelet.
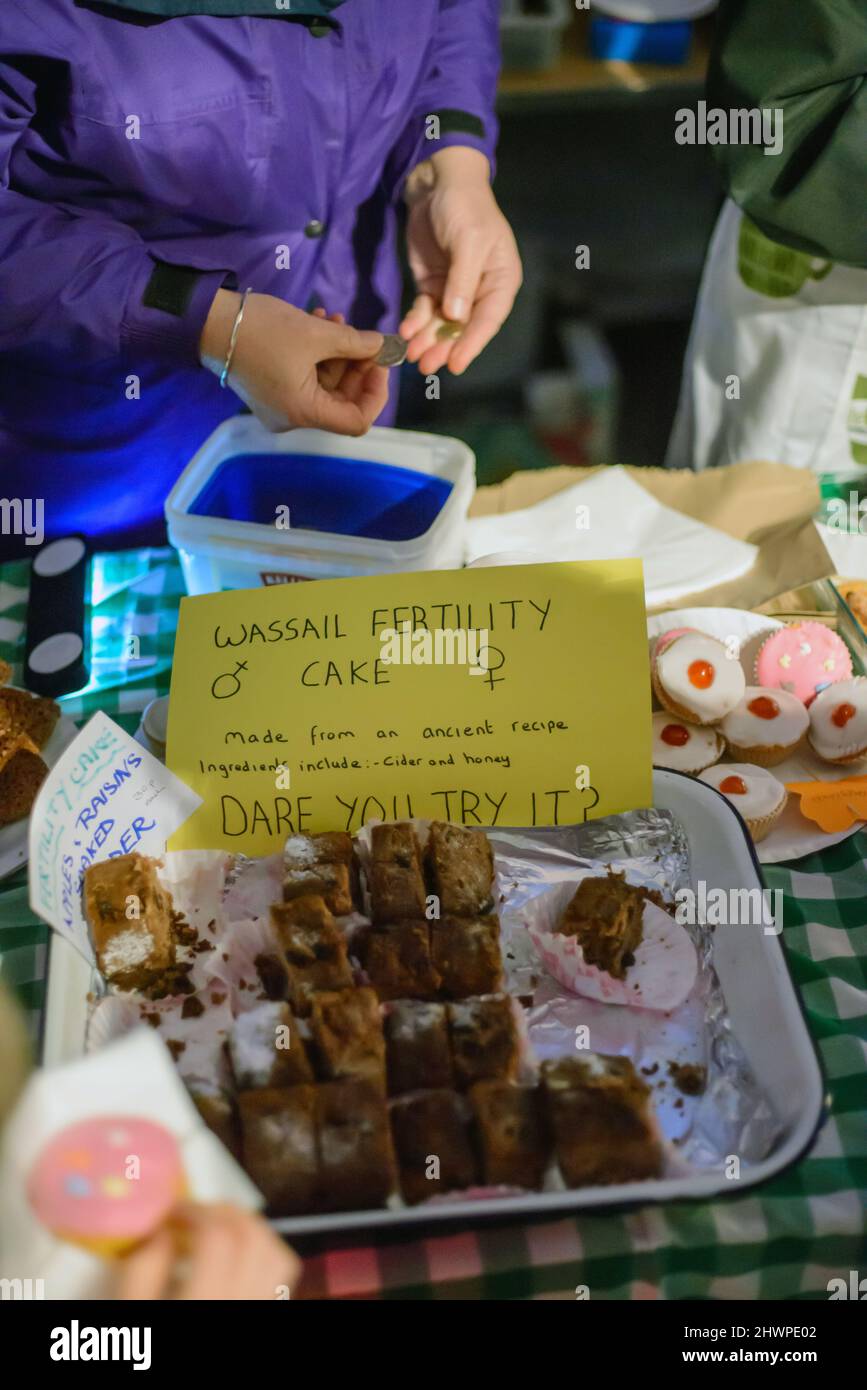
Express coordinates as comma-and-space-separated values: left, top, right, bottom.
219, 286, 253, 389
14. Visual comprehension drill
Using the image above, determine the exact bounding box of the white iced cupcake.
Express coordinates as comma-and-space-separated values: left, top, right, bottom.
652, 631, 745, 726
718, 687, 808, 767
651, 711, 724, 775
807, 677, 867, 765
698, 763, 787, 843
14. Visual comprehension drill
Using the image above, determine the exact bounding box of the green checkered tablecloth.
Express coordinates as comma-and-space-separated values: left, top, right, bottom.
1, 550, 864, 1300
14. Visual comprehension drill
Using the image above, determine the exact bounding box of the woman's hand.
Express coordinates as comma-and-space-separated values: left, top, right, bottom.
200, 291, 388, 435
400, 147, 522, 377
115, 1202, 302, 1301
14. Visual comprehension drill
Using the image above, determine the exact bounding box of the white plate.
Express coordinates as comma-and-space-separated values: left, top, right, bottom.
0, 704, 79, 881
647, 609, 864, 864
41, 770, 826, 1236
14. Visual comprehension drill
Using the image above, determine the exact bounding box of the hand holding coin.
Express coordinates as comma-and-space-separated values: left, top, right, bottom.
400, 147, 522, 378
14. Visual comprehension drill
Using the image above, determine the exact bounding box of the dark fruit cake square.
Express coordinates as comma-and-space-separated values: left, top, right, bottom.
316, 1079, 396, 1212
430, 915, 503, 999
356, 922, 441, 1001
541, 1054, 662, 1188
238, 1086, 319, 1216
270, 896, 352, 1014
383, 1000, 453, 1095
447, 995, 520, 1089
368, 822, 427, 922
469, 1081, 548, 1190
389, 1089, 478, 1204
426, 821, 494, 917
309, 986, 386, 1090
84, 853, 175, 992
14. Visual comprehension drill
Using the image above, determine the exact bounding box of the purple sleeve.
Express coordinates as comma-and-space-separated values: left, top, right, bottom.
405, 0, 501, 176
0, 9, 224, 367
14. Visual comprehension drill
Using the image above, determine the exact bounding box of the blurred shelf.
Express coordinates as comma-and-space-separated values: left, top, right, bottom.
498, 11, 711, 111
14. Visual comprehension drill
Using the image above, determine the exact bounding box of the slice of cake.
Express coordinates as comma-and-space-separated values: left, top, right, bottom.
356, 922, 442, 1001
430, 916, 503, 999
426, 821, 494, 917
383, 1000, 453, 1095
228, 1001, 313, 1089
541, 1054, 663, 1188
270, 895, 353, 1015
309, 986, 386, 1091
389, 1089, 478, 1204
470, 1081, 548, 1190
447, 996, 520, 1089
283, 831, 356, 916
238, 1086, 319, 1217
316, 1079, 396, 1212
0, 686, 60, 749
368, 822, 427, 923
84, 853, 175, 992
0, 739, 48, 826
557, 871, 644, 979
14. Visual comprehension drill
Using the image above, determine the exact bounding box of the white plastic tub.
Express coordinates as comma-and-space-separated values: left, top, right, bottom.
165, 419, 475, 595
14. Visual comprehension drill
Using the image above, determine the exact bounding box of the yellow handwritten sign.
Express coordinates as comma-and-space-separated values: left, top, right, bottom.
166, 560, 651, 854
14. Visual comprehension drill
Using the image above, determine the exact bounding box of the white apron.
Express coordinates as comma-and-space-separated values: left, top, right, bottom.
666, 199, 867, 476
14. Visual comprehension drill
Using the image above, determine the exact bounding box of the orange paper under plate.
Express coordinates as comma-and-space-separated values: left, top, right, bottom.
785, 776, 867, 833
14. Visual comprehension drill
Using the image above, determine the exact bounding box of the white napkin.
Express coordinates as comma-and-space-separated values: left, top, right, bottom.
0, 1029, 260, 1299
465, 467, 757, 607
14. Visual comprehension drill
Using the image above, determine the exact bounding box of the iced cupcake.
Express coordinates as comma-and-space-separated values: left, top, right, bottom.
28, 1116, 186, 1257
651, 711, 724, 775
653, 631, 745, 725
807, 677, 867, 765
698, 763, 787, 843
755, 621, 852, 706
718, 687, 809, 767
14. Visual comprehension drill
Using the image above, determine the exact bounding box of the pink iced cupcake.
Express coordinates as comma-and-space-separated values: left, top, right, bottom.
755, 621, 852, 707
28, 1116, 186, 1256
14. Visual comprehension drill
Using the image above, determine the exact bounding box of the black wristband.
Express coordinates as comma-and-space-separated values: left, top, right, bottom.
142, 260, 206, 317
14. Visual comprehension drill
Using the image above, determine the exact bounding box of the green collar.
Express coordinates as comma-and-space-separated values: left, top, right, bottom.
93, 1, 345, 17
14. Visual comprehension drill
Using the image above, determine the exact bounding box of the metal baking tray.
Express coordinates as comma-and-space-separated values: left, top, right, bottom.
40, 769, 827, 1236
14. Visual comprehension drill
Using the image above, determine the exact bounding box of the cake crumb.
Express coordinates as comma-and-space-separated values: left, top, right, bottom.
668, 1061, 706, 1096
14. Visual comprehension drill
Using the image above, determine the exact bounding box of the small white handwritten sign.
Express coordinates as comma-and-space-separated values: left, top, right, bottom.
28, 711, 201, 962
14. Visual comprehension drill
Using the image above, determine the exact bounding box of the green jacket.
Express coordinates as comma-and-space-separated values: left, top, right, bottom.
709, 0, 867, 267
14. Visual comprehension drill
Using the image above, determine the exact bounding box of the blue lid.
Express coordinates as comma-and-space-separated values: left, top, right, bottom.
188, 452, 452, 543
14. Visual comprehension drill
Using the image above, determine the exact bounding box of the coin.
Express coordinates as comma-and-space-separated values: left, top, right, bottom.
435, 319, 464, 342
376, 334, 408, 367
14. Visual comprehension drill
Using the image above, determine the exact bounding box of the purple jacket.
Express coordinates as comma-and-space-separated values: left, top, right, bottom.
0, 0, 499, 554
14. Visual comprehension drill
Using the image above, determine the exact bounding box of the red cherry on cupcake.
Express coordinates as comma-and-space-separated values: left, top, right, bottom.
688, 660, 715, 689
832, 702, 856, 728
661, 723, 690, 747
747, 695, 780, 720
720, 775, 748, 795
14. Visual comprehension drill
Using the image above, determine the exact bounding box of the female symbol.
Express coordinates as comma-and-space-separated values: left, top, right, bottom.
211, 660, 248, 699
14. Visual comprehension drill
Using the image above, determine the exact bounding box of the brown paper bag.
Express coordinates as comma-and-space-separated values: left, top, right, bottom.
469, 461, 832, 613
